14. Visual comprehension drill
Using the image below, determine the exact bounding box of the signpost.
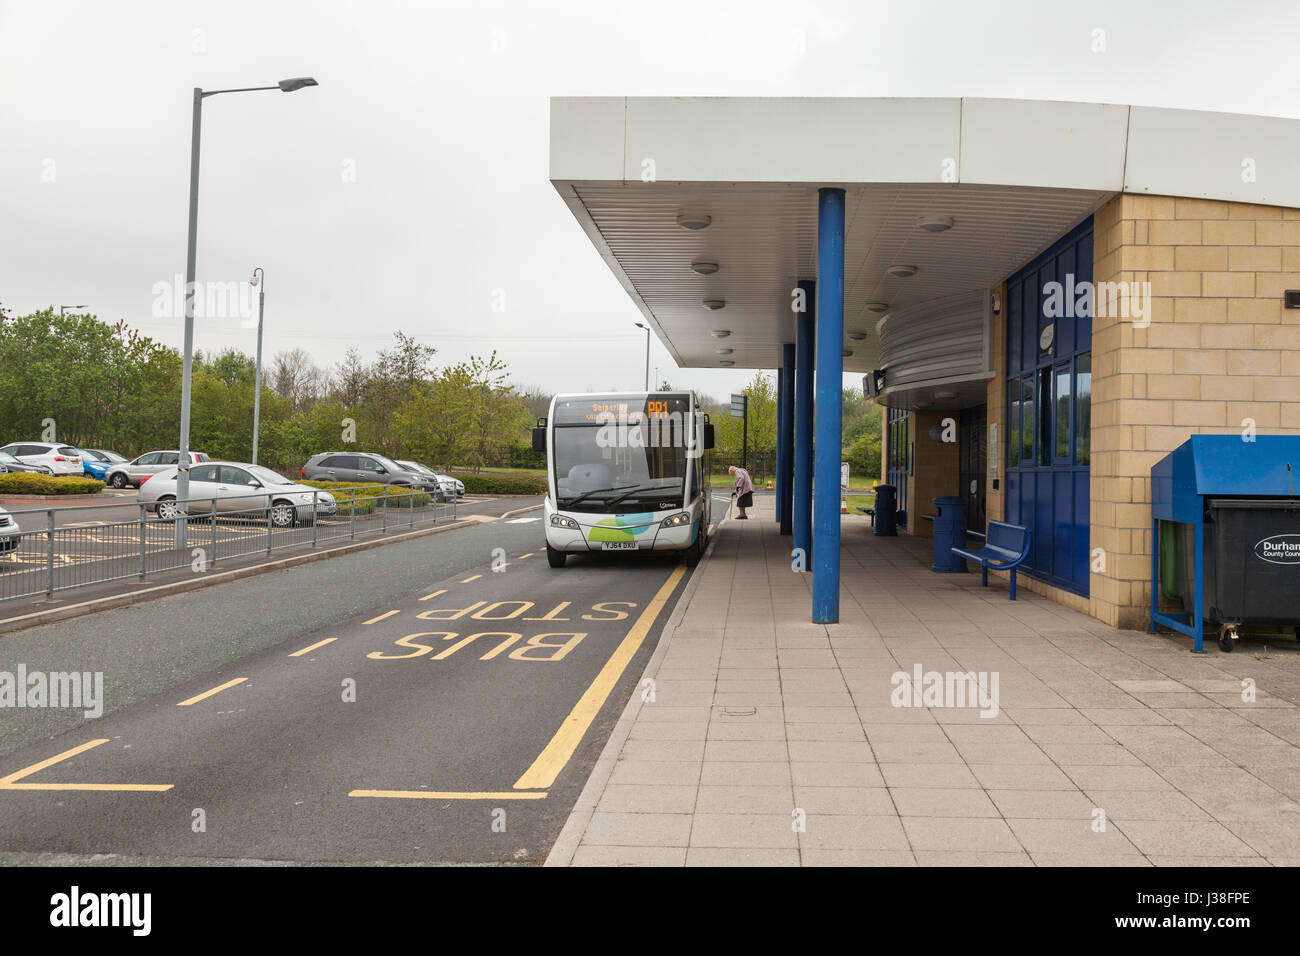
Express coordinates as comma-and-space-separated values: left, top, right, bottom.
841, 461, 850, 513
730, 393, 748, 471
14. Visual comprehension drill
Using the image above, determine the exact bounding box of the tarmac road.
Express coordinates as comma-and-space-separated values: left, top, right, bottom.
0, 513, 692, 864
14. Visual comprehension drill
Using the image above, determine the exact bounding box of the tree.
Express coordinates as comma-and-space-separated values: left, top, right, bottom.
271, 348, 327, 411
332, 348, 368, 406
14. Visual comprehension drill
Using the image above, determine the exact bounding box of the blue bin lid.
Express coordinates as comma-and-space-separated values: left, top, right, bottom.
1152, 434, 1300, 523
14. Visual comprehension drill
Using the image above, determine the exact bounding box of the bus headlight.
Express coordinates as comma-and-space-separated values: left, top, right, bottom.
660, 512, 691, 529
550, 514, 579, 530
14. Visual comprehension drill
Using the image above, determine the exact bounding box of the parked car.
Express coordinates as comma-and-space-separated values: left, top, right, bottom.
138, 462, 337, 527
0, 506, 20, 557
394, 460, 456, 502
0, 442, 83, 476
434, 472, 465, 499
300, 452, 441, 492
78, 448, 128, 480
104, 450, 210, 489
0, 450, 53, 476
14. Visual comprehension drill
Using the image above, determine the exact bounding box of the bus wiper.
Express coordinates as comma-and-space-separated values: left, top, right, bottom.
558, 485, 625, 506
603, 484, 680, 508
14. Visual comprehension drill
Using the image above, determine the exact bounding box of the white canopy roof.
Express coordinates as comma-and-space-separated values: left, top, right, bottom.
551, 96, 1300, 372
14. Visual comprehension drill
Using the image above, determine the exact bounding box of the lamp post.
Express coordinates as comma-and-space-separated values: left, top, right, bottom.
634, 322, 650, 391
249, 268, 265, 465
174, 77, 317, 548
59, 305, 87, 315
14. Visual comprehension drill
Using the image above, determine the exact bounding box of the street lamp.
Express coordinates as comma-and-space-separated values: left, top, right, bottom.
174, 77, 317, 547
634, 322, 650, 391
249, 268, 265, 465
59, 305, 87, 315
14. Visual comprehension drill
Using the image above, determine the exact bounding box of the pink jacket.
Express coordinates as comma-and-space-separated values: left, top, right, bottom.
732, 468, 754, 496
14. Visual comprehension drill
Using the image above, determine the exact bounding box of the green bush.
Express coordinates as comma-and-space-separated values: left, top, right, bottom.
453, 471, 546, 495
0, 473, 106, 496
299, 480, 431, 511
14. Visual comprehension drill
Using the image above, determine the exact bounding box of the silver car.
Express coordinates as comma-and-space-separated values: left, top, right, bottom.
138, 462, 336, 527
0, 506, 20, 557
105, 450, 210, 489
395, 460, 454, 502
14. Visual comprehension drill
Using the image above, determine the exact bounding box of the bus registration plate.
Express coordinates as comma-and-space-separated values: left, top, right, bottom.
602, 541, 640, 551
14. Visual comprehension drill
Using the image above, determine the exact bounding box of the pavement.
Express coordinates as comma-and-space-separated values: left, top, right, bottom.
547, 494, 1300, 867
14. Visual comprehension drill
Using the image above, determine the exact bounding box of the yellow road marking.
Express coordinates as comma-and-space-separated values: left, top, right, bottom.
349, 789, 548, 800
1, 782, 174, 792
290, 638, 337, 657
364, 610, 400, 625
177, 677, 247, 706
513, 566, 686, 791
418, 589, 448, 602
460, 574, 481, 583
0, 739, 106, 784
518, 552, 533, 559
0, 739, 173, 792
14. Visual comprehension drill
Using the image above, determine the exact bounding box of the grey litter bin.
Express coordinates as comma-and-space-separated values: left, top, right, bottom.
873, 484, 898, 537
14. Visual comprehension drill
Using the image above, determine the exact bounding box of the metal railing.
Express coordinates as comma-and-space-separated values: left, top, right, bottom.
0, 484, 458, 604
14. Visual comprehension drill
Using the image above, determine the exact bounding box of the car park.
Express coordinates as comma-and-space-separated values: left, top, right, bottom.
301, 452, 441, 493
0, 506, 20, 557
0, 450, 53, 475
78, 449, 128, 480
138, 462, 337, 527
104, 450, 210, 489
0, 442, 84, 476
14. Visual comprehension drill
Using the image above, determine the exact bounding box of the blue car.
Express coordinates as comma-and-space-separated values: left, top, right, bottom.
78, 448, 128, 480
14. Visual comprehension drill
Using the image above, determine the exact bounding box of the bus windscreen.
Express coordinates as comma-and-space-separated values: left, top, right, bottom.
552, 395, 693, 511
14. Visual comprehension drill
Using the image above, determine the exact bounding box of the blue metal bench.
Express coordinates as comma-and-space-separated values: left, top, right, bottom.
950, 520, 1032, 600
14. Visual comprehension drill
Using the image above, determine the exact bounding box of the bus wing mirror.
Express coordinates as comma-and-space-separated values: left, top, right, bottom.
704, 422, 715, 450
532, 421, 547, 455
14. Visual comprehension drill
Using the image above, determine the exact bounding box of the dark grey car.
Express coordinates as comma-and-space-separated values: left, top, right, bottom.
300, 452, 440, 492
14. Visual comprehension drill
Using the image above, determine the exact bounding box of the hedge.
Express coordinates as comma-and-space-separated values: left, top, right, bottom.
298, 480, 432, 512
0, 473, 106, 496
452, 472, 546, 495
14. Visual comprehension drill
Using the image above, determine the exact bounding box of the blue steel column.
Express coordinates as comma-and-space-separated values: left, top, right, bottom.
791, 281, 816, 566
774, 365, 786, 525
779, 342, 796, 535
812, 188, 845, 623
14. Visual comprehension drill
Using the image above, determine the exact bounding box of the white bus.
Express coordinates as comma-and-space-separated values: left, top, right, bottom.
533, 391, 715, 568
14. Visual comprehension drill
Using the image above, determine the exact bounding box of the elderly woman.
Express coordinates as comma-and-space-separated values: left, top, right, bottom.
727, 464, 754, 520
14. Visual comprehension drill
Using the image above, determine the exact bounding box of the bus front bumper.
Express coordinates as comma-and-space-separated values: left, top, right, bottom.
545, 522, 697, 553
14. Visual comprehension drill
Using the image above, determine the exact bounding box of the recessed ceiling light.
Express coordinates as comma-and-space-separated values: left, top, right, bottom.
676, 212, 711, 230
847, 330, 867, 341
691, 261, 719, 275
710, 329, 731, 338
842, 349, 854, 357
865, 302, 889, 313
934, 390, 957, 400
915, 400, 933, 409
917, 216, 954, 233
715, 347, 733, 355
887, 265, 918, 278
702, 299, 726, 311
719, 360, 735, 366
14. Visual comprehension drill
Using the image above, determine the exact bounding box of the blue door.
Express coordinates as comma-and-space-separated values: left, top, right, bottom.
1004, 219, 1092, 595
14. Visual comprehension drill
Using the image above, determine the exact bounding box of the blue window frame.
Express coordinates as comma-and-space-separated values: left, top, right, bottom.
1004, 218, 1093, 595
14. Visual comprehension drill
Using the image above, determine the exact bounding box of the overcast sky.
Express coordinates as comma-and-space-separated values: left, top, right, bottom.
3, 0, 1298, 403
